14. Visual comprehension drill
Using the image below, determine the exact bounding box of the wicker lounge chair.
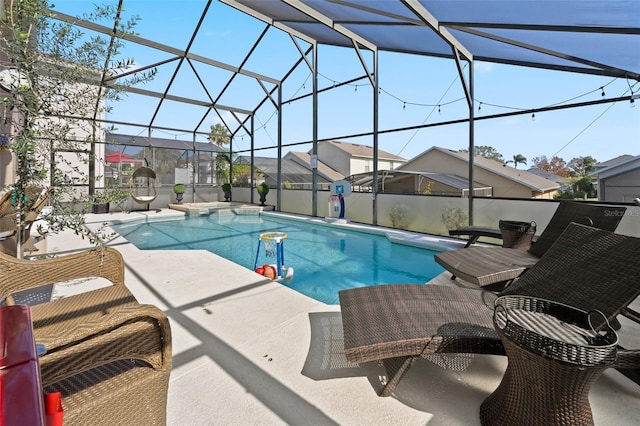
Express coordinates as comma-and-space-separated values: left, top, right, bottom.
0, 248, 139, 353
1, 248, 171, 423
40, 303, 172, 425
339, 223, 640, 397
434, 202, 627, 290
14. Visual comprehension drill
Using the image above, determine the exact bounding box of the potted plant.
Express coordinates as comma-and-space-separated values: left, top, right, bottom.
257, 182, 269, 206
173, 183, 186, 204
221, 183, 232, 202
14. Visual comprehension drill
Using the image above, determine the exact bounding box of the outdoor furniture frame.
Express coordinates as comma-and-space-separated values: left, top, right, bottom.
0, 248, 139, 353
40, 303, 172, 425
339, 223, 640, 397
434, 202, 627, 290
449, 221, 536, 249
448, 226, 503, 248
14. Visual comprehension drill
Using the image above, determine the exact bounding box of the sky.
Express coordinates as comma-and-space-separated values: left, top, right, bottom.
51, 0, 640, 167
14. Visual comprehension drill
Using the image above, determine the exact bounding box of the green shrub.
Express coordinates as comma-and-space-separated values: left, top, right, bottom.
257, 182, 270, 195
441, 207, 469, 230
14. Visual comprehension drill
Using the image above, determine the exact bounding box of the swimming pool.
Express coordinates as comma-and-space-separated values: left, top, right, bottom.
111, 212, 445, 304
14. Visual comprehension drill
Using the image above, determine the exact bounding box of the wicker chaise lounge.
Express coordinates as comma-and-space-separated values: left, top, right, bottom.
339, 223, 640, 397
434, 202, 627, 290
1, 248, 172, 423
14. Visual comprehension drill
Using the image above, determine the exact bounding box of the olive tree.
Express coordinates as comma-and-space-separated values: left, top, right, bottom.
0, 0, 154, 257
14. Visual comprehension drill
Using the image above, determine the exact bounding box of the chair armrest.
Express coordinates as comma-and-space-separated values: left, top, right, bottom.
612, 346, 640, 387
449, 226, 502, 238
39, 304, 172, 386
1, 248, 125, 301
614, 348, 640, 369
449, 226, 502, 248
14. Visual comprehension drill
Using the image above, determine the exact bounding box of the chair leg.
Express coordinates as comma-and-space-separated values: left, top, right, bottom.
379, 356, 419, 397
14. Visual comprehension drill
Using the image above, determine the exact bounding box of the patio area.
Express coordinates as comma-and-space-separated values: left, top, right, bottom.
36, 209, 640, 425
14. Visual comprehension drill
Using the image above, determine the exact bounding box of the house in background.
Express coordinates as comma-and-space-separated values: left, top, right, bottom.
593, 154, 635, 172
237, 153, 342, 189
526, 167, 568, 185
348, 169, 492, 196
590, 155, 640, 202
397, 146, 560, 199
314, 140, 405, 177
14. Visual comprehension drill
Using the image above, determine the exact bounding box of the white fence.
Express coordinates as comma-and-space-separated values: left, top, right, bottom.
114, 186, 640, 239
227, 188, 640, 239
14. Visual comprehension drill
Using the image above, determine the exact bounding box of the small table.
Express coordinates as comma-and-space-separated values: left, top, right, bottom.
480, 295, 618, 426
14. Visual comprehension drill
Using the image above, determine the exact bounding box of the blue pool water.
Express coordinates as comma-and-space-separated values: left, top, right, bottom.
111, 213, 444, 304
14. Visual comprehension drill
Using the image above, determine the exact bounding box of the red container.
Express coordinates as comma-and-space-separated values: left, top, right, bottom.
0, 305, 46, 426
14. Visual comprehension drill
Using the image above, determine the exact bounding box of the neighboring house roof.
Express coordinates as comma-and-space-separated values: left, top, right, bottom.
238, 155, 334, 184
594, 155, 635, 170
526, 167, 567, 184
400, 146, 560, 192
349, 170, 491, 191
318, 140, 405, 162
107, 133, 218, 152
589, 155, 640, 179
284, 151, 344, 182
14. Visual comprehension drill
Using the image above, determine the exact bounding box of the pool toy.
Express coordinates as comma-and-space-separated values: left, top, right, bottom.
254, 232, 294, 281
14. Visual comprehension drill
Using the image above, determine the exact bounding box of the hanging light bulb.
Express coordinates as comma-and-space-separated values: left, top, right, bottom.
478, 102, 482, 111
438, 105, 441, 114
403, 102, 406, 110
531, 112, 536, 121
354, 85, 358, 92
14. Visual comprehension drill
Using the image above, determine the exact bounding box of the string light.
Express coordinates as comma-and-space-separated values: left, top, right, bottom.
305, 70, 630, 117
531, 112, 536, 121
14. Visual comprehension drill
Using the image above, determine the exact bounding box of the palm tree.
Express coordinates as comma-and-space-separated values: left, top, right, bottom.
505, 154, 527, 169
209, 124, 231, 184
209, 123, 230, 147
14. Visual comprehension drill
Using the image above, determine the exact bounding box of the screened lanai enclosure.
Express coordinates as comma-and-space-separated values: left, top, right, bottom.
3, 1, 639, 227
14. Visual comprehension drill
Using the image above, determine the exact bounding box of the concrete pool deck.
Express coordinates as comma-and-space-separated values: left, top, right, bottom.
37, 209, 640, 425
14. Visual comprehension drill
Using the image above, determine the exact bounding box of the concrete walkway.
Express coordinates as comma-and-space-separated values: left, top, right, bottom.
39, 210, 640, 425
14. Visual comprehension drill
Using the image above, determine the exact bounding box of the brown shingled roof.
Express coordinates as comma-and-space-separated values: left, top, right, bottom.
321, 140, 405, 162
